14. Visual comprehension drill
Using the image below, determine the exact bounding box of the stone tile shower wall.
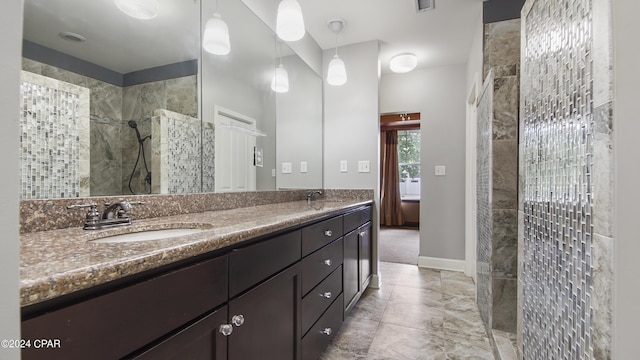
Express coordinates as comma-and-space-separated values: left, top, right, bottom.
151, 110, 209, 194
21, 58, 198, 196
19, 71, 90, 199
476, 18, 521, 337
519, 0, 614, 358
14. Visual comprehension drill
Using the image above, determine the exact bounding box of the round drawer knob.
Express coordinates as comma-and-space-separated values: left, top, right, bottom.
324, 230, 333, 237
219, 324, 233, 336
321, 291, 332, 299
323, 259, 332, 266
321, 328, 332, 336
232, 314, 245, 327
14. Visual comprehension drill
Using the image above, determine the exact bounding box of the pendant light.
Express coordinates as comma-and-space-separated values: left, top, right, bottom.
114, 0, 159, 20
203, 0, 230, 55
326, 19, 347, 86
276, 0, 305, 42
271, 42, 289, 93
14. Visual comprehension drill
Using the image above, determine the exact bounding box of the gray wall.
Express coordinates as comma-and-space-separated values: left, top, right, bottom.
0, 0, 22, 358
613, 0, 640, 357
323, 40, 381, 285
380, 64, 467, 263
276, 54, 323, 190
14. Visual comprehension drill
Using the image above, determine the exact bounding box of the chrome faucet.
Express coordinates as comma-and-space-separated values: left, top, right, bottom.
67, 201, 144, 230
307, 190, 323, 204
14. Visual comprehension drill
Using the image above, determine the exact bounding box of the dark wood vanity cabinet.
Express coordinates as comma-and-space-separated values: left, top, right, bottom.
343, 207, 373, 314
22, 204, 373, 360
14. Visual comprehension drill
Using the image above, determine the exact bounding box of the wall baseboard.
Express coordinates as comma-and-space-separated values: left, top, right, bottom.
418, 256, 466, 272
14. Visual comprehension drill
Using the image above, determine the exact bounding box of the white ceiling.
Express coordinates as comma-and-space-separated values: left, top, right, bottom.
298, 0, 483, 73
22, 0, 483, 75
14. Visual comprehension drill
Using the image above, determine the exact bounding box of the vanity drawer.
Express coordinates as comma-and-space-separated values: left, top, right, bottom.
22, 255, 229, 360
301, 293, 344, 360
301, 238, 343, 296
343, 206, 372, 234
229, 230, 301, 297
302, 265, 343, 335
302, 216, 343, 256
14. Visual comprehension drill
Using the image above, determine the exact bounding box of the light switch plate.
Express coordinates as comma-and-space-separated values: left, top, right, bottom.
340, 160, 348, 173
300, 161, 308, 173
282, 162, 292, 174
358, 160, 371, 173
271, 168, 276, 177
435, 165, 446, 176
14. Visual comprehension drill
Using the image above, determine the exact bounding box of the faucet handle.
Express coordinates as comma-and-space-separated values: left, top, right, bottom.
67, 203, 100, 224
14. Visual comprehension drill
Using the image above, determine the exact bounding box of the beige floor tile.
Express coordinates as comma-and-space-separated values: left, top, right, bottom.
366, 323, 447, 360
381, 300, 444, 331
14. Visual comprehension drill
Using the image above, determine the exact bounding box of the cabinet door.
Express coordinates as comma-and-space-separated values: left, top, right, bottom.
228, 264, 301, 360
359, 222, 372, 289
343, 230, 359, 313
131, 306, 227, 360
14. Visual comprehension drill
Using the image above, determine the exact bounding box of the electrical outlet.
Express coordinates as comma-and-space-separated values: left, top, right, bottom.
435, 165, 446, 176
340, 160, 348, 173
358, 160, 370, 173
282, 162, 292, 174
300, 161, 308, 173
271, 168, 276, 177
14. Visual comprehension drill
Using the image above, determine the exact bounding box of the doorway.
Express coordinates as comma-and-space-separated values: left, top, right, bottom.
379, 112, 420, 265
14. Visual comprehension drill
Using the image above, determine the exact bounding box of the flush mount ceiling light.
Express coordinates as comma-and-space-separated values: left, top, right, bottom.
59, 32, 86, 43
390, 53, 418, 73
326, 18, 347, 86
114, 0, 159, 20
276, 0, 305, 42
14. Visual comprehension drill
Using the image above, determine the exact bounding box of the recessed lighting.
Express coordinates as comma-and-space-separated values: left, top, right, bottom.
390, 53, 418, 73
59, 32, 86, 43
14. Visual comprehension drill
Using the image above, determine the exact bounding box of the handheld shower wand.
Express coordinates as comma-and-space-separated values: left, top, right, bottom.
127, 120, 151, 194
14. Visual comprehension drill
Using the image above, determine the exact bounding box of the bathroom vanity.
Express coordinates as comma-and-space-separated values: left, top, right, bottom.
19, 199, 373, 360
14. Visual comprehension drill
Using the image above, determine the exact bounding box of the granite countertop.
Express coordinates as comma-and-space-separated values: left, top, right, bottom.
20, 199, 372, 307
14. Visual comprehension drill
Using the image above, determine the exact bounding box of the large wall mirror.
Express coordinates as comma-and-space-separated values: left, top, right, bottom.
20, 0, 322, 200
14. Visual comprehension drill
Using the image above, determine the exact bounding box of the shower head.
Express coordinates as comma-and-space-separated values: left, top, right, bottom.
128, 120, 138, 129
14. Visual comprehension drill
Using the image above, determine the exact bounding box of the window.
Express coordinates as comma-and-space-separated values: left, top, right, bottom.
398, 130, 420, 200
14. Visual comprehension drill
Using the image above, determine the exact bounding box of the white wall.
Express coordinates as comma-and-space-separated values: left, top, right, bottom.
0, 1, 22, 359
323, 40, 380, 285
612, 0, 640, 357
380, 64, 467, 264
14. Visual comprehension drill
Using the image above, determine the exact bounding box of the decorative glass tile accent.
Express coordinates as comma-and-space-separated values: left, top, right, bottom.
476, 78, 493, 329
167, 116, 202, 194
202, 123, 215, 192
20, 77, 85, 199
521, 0, 594, 358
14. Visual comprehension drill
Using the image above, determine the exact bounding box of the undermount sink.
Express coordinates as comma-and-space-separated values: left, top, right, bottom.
92, 228, 209, 244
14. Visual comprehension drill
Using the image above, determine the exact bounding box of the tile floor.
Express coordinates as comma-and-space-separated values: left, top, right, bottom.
320, 262, 495, 360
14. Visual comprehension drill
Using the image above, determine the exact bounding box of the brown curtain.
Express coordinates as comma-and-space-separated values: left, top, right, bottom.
380, 130, 405, 226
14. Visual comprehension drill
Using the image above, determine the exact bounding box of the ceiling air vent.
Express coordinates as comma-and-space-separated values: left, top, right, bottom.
415, 0, 435, 12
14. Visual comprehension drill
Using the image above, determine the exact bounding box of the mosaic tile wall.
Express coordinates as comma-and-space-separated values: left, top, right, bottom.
202, 122, 215, 192
19, 71, 90, 199
476, 71, 494, 330
151, 110, 206, 194
520, 0, 603, 358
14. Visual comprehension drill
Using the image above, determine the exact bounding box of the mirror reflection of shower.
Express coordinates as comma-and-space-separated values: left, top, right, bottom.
127, 120, 151, 195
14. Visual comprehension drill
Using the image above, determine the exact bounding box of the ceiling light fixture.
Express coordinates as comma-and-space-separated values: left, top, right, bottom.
271, 42, 289, 93
326, 19, 347, 86
276, 0, 305, 42
114, 0, 159, 20
59, 32, 86, 43
203, 0, 230, 55
390, 53, 418, 73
